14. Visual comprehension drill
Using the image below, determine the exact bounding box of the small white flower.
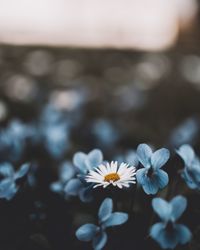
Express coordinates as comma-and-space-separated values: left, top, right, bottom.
85, 161, 136, 189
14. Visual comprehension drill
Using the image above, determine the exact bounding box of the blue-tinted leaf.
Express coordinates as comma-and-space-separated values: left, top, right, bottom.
152, 198, 172, 221
76, 224, 99, 241
93, 232, 107, 250
170, 196, 187, 221
85, 149, 103, 170
175, 224, 192, 244
64, 178, 82, 196
103, 212, 128, 228
136, 144, 152, 168
98, 198, 113, 223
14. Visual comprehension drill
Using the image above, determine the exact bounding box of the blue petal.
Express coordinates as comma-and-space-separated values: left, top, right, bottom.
136, 168, 147, 185
76, 224, 99, 241
15, 163, 30, 179
150, 222, 165, 240
176, 144, 194, 166
85, 149, 103, 170
98, 198, 113, 223
64, 178, 82, 196
136, 144, 152, 168
154, 169, 169, 189
73, 152, 87, 173
170, 196, 187, 221
142, 178, 159, 195
152, 198, 172, 221
0, 179, 18, 200
103, 212, 128, 228
175, 224, 192, 244
158, 227, 179, 249
125, 150, 139, 167
93, 232, 107, 250
60, 162, 76, 182
151, 148, 170, 169
79, 186, 93, 203
0, 163, 14, 177
50, 182, 63, 193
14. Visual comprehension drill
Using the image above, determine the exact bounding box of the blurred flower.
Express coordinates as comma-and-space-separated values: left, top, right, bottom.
76, 198, 128, 250
86, 161, 136, 189
136, 143, 170, 195
50, 161, 76, 196
0, 119, 34, 161
92, 119, 119, 147
150, 196, 192, 249
169, 118, 199, 147
176, 144, 200, 190
0, 162, 30, 200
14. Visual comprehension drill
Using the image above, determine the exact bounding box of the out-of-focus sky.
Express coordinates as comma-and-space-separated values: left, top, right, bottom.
0, 0, 198, 50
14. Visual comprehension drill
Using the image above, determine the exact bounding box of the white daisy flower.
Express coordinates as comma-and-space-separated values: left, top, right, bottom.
85, 161, 136, 189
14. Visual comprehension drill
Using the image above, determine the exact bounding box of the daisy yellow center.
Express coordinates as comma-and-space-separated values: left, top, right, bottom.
104, 173, 120, 182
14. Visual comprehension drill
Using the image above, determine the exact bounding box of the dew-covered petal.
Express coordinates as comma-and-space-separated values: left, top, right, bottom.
170, 196, 187, 221
151, 148, 170, 169
98, 198, 113, 223
93, 232, 107, 250
175, 224, 192, 245
152, 198, 172, 221
76, 224, 99, 241
85, 149, 103, 170
103, 212, 128, 228
136, 144, 152, 168
64, 178, 82, 196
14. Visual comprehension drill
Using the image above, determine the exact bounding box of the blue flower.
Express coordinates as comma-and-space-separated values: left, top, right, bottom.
0, 162, 30, 200
136, 144, 170, 195
76, 198, 128, 250
176, 144, 200, 190
150, 196, 192, 249
64, 149, 103, 202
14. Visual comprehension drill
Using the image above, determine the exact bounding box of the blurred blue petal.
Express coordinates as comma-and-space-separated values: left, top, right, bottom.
170, 196, 187, 221
103, 212, 128, 228
50, 182, 63, 193
73, 152, 87, 173
150, 222, 165, 240
151, 148, 170, 169
175, 224, 192, 244
93, 232, 107, 250
76, 224, 99, 241
136, 144, 152, 168
0, 163, 14, 177
142, 178, 159, 195
85, 149, 103, 170
154, 169, 169, 189
64, 178, 82, 196
15, 163, 30, 179
98, 198, 113, 223
59, 162, 76, 182
136, 168, 147, 185
176, 144, 195, 166
152, 198, 172, 221
79, 186, 93, 203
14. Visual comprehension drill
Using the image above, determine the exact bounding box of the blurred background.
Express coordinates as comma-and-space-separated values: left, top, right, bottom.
1, 1, 200, 250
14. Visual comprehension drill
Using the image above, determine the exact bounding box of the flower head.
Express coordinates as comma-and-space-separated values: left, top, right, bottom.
136, 143, 170, 195
176, 144, 200, 190
150, 195, 192, 249
0, 162, 30, 200
85, 161, 136, 189
76, 198, 128, 250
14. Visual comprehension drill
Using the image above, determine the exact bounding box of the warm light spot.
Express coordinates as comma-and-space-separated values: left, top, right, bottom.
104, 173, 120, 182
